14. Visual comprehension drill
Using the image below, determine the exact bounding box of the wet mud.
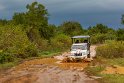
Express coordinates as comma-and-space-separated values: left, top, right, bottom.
0, 45, 98, 83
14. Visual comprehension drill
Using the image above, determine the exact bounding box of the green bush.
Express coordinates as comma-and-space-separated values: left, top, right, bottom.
51, 34, 71, 50
91, 33, 116, 44
96, 40, 124, 58
0, 52, 15, 63
91, 33, 106, 44
26, 28, 49, 51
0, 25, 38, 59
34, 38, 49, 51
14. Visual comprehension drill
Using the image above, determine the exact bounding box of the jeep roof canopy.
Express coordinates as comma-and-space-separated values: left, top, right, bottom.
72, 35, 90, 38
71, 35, 90, 44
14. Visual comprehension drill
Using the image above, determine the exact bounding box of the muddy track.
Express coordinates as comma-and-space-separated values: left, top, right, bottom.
0, 45, 98, 83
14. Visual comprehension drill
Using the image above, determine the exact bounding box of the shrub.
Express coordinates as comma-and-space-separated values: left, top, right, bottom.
24, 44, 38, 57
91, 33, 116, 44
96, 40, 124, 58
34, 38, 49, 51
26, 28, 49, 51
0, 25, 38, 59
91, 33, 107, 44
50, 34, 71, 50
0, 52, 15, 64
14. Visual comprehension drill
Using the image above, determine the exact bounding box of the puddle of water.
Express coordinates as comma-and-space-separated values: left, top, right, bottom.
14, 58, 89, 71
15, 58, 58, 71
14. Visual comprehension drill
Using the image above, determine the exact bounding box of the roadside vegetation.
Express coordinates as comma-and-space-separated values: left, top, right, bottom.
85, 41, 124, 83
86, 58, 124, 83
97, 40, 124, 58
0, 2, 124, 83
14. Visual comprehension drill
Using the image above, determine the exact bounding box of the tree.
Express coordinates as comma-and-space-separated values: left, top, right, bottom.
12, 13, 26, 26
47, 24, 57, 38
0, 19, 8, 26
60, 21, 84, 36
51, 34, 71, 49
87, 24, 116, 43
87, 24, 113, 35
0, 25, 38, 59
121, 14, 124, 24
26, 1, 49, 40
12, 2, 49, 40
116, 28, 124, 40
26, 2, 48, 28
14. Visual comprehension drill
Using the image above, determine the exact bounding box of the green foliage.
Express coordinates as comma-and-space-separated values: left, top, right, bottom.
51, 34, 71, 50
91, 33, 116, 44
91, 33, 107, 44
0, 62, 16, 69
47, 24, 57, 38
0, 25, 38, 59
38, 51, 61, 58
60, 21, 84, 36
13, 1, 48, 28
12, 1, 49, 40
0, 52, 15, 64
26, 2, 49, 39
23, 44, 38, 58
96, 41, 124, 58
116, 28, 124, 40
88, 24, 116, 44
88, 24, 110, 35
26, 1, 48, 28
34, 38, 49, 51
121, 14, 124, 24
105, 30, 117, 40
0, 19, 8, 26
12, 13, 26, 25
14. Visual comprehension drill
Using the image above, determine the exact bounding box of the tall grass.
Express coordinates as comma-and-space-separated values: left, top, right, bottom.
96, 40, 124, 58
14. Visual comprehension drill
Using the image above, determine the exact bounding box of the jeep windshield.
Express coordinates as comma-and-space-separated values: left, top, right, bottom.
71, 45, 87, 50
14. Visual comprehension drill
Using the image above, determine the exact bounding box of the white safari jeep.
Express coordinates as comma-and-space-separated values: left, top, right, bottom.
69, 36, 90, 60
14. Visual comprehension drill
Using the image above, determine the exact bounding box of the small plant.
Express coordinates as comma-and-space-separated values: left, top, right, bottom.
0, 52, 15, 64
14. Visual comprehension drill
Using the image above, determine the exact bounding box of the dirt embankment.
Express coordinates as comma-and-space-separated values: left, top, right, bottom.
0, 45, 98, 83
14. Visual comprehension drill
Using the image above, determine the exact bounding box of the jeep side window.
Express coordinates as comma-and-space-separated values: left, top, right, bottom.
84, 40, 88, 43
75, 40, 79, 43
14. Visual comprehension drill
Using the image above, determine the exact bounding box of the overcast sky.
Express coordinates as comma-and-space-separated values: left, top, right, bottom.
0, 0, 124, 29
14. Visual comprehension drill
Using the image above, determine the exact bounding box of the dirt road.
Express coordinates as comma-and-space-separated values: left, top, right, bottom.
0, 45, 98, 83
